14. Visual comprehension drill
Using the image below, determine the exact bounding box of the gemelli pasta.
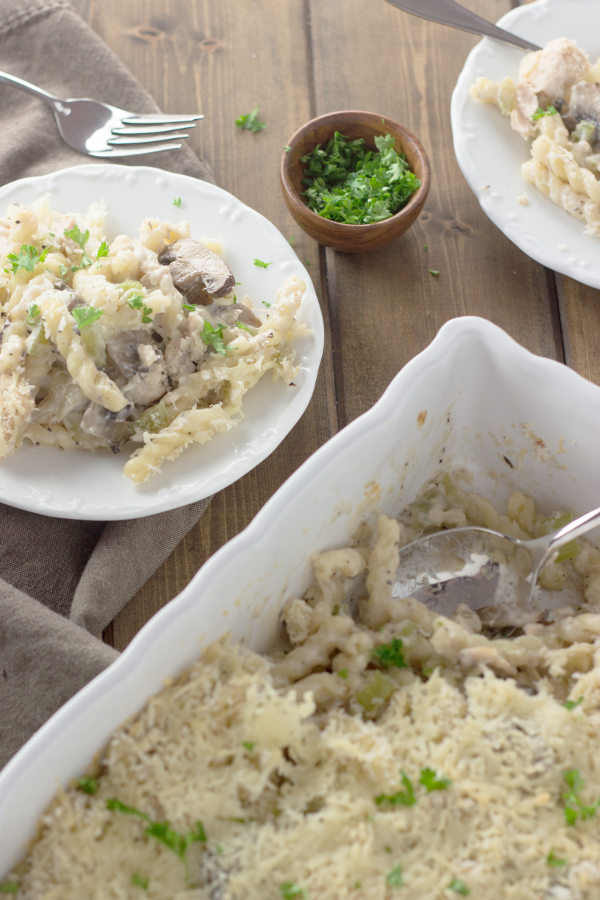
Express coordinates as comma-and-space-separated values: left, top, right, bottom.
470, 37, 600, 235
7, 478, 600, 898
0, 197, 306, 483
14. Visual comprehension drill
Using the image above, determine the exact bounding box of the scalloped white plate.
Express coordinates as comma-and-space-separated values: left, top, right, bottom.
0, 165, 323, 520
451, 0, 600, 287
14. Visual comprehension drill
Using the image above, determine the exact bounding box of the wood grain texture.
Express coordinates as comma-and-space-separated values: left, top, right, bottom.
84, 0, 600, 650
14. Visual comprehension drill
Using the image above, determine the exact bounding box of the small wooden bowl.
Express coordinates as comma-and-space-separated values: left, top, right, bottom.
280, 110, 431, 253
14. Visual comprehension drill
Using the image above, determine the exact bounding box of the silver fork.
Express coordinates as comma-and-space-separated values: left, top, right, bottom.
384, 0, 541, 52
0, 71, 203, 158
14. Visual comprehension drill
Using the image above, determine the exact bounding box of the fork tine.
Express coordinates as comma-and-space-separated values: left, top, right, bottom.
108, 133, 189, 146
112, 122, 198, 136
121, 113, 204, 125
89, 142, 183, 157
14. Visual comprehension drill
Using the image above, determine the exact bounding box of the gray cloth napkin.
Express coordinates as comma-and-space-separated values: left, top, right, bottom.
0, 0, 215, 767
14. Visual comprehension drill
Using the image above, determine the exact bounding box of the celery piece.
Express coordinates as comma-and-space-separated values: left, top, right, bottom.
134, 401, 172, 435
355, 671, 395, 714
573, 119, 597, 144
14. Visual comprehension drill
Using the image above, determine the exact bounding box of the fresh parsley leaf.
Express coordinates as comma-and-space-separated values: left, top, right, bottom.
26, 303, 41, 326
375, 771, 415, 808
131, 873, 149, 889
447, 878, 470, 895
0, 883, 19, 894
77, 775, 99, 795
419, 767, 451, 792
236, 320, 255, 333
201, 320, 228, 355
7, 244, 48, 273
337, 668, 349, 679
386, 864, 404, 888
242, 741, 255, 753
64, 225, 90, 250
182, 303, 196, 311
547, 850, 567, 868
126, 293, 153, 323
262, 300, 271, 307
72, 306, 103, 329
106, 797, 149, 819
284, 145, 292, 152
372, 637, 407, 669
279, 884, 307, 899
59, 263, 70, 279
302, 131, 420, 224
562, 769, 600, 826
253, 258, 271, 268
564, 696, 584, 711
532, 105, 558, 121
236, 106, 266, 133
96, 240, 109, 259
107, 798, 206, 868
173, 197, 182, 207
428, 269, 440, 277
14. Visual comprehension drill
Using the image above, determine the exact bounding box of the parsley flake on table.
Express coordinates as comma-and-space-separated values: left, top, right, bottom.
386, 864, 404, 888
72, 306, 103, 329
372, 637, 407, 669
236, 106, 266, 133
419, 767, 452, 792
7, 244, 48, 273
447, 878, 470, 895
301, 131, 420, 224
375, 771, 416, 808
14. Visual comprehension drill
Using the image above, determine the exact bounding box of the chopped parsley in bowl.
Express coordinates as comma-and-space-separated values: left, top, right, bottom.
280, 110, 430, 253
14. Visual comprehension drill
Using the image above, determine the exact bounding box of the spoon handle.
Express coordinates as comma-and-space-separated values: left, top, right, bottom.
534, 506, 600, 577
383, 0, 541, 52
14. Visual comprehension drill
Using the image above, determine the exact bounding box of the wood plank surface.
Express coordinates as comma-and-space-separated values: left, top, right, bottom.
71, 0, 600, 650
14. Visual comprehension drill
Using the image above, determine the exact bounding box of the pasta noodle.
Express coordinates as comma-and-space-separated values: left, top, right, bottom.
470, 37, 600, 234
0, 198, 306, 482
7, 477, 600, 898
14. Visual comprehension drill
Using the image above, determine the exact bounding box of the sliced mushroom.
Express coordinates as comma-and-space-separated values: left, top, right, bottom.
566, 81, 600, 142
106, 330, 158, 379
80, 402, 133, 452
158, 238, 235, 305
215, 303, 262, 329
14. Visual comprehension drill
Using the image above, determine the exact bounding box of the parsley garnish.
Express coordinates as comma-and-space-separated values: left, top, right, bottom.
236, 106, 266, 133
279, 884, 307, 899
254, 258, 271, 268
106, 798, 206, 871
532, 105, 558, 121
182, 303, 196, 312
429, 269, 440, 277
337, 668, 349, 679
77, 775, 99, 795
26, 303, 41, 326
64, 225, 94, 270
562, 769, 600, 825
386, 864, 404, 888
447, 878, 470, 895
173, 197, 182, 207
419, 767, 451, 792
372, 637, 407, 669
564, 696, 584, 711
0, 883, 19, 894
72, 306, 103, 329
131, 873, 149, 889
126, 293, 153, 323
201, 320, 228, 355
7, 244, 48, 273
375, 771, 416, 808
302, 131, 420, 224
547, 850, 567, 868
242, 741, 255, 753
96, 240, 109, 259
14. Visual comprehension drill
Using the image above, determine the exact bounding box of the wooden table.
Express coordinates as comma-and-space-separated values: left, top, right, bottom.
71, 0, 600, 651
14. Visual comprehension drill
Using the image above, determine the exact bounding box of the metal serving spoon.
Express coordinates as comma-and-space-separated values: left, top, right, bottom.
384, 0, 541, 52
392, 505, 600, 627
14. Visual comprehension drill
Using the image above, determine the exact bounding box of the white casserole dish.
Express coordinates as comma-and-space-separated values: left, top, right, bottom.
2, 314, 600, 871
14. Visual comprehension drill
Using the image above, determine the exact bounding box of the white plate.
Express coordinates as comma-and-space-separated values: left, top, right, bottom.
451, 0, 600, 287
0, 165, 323, 520
3, 315, 600, 870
